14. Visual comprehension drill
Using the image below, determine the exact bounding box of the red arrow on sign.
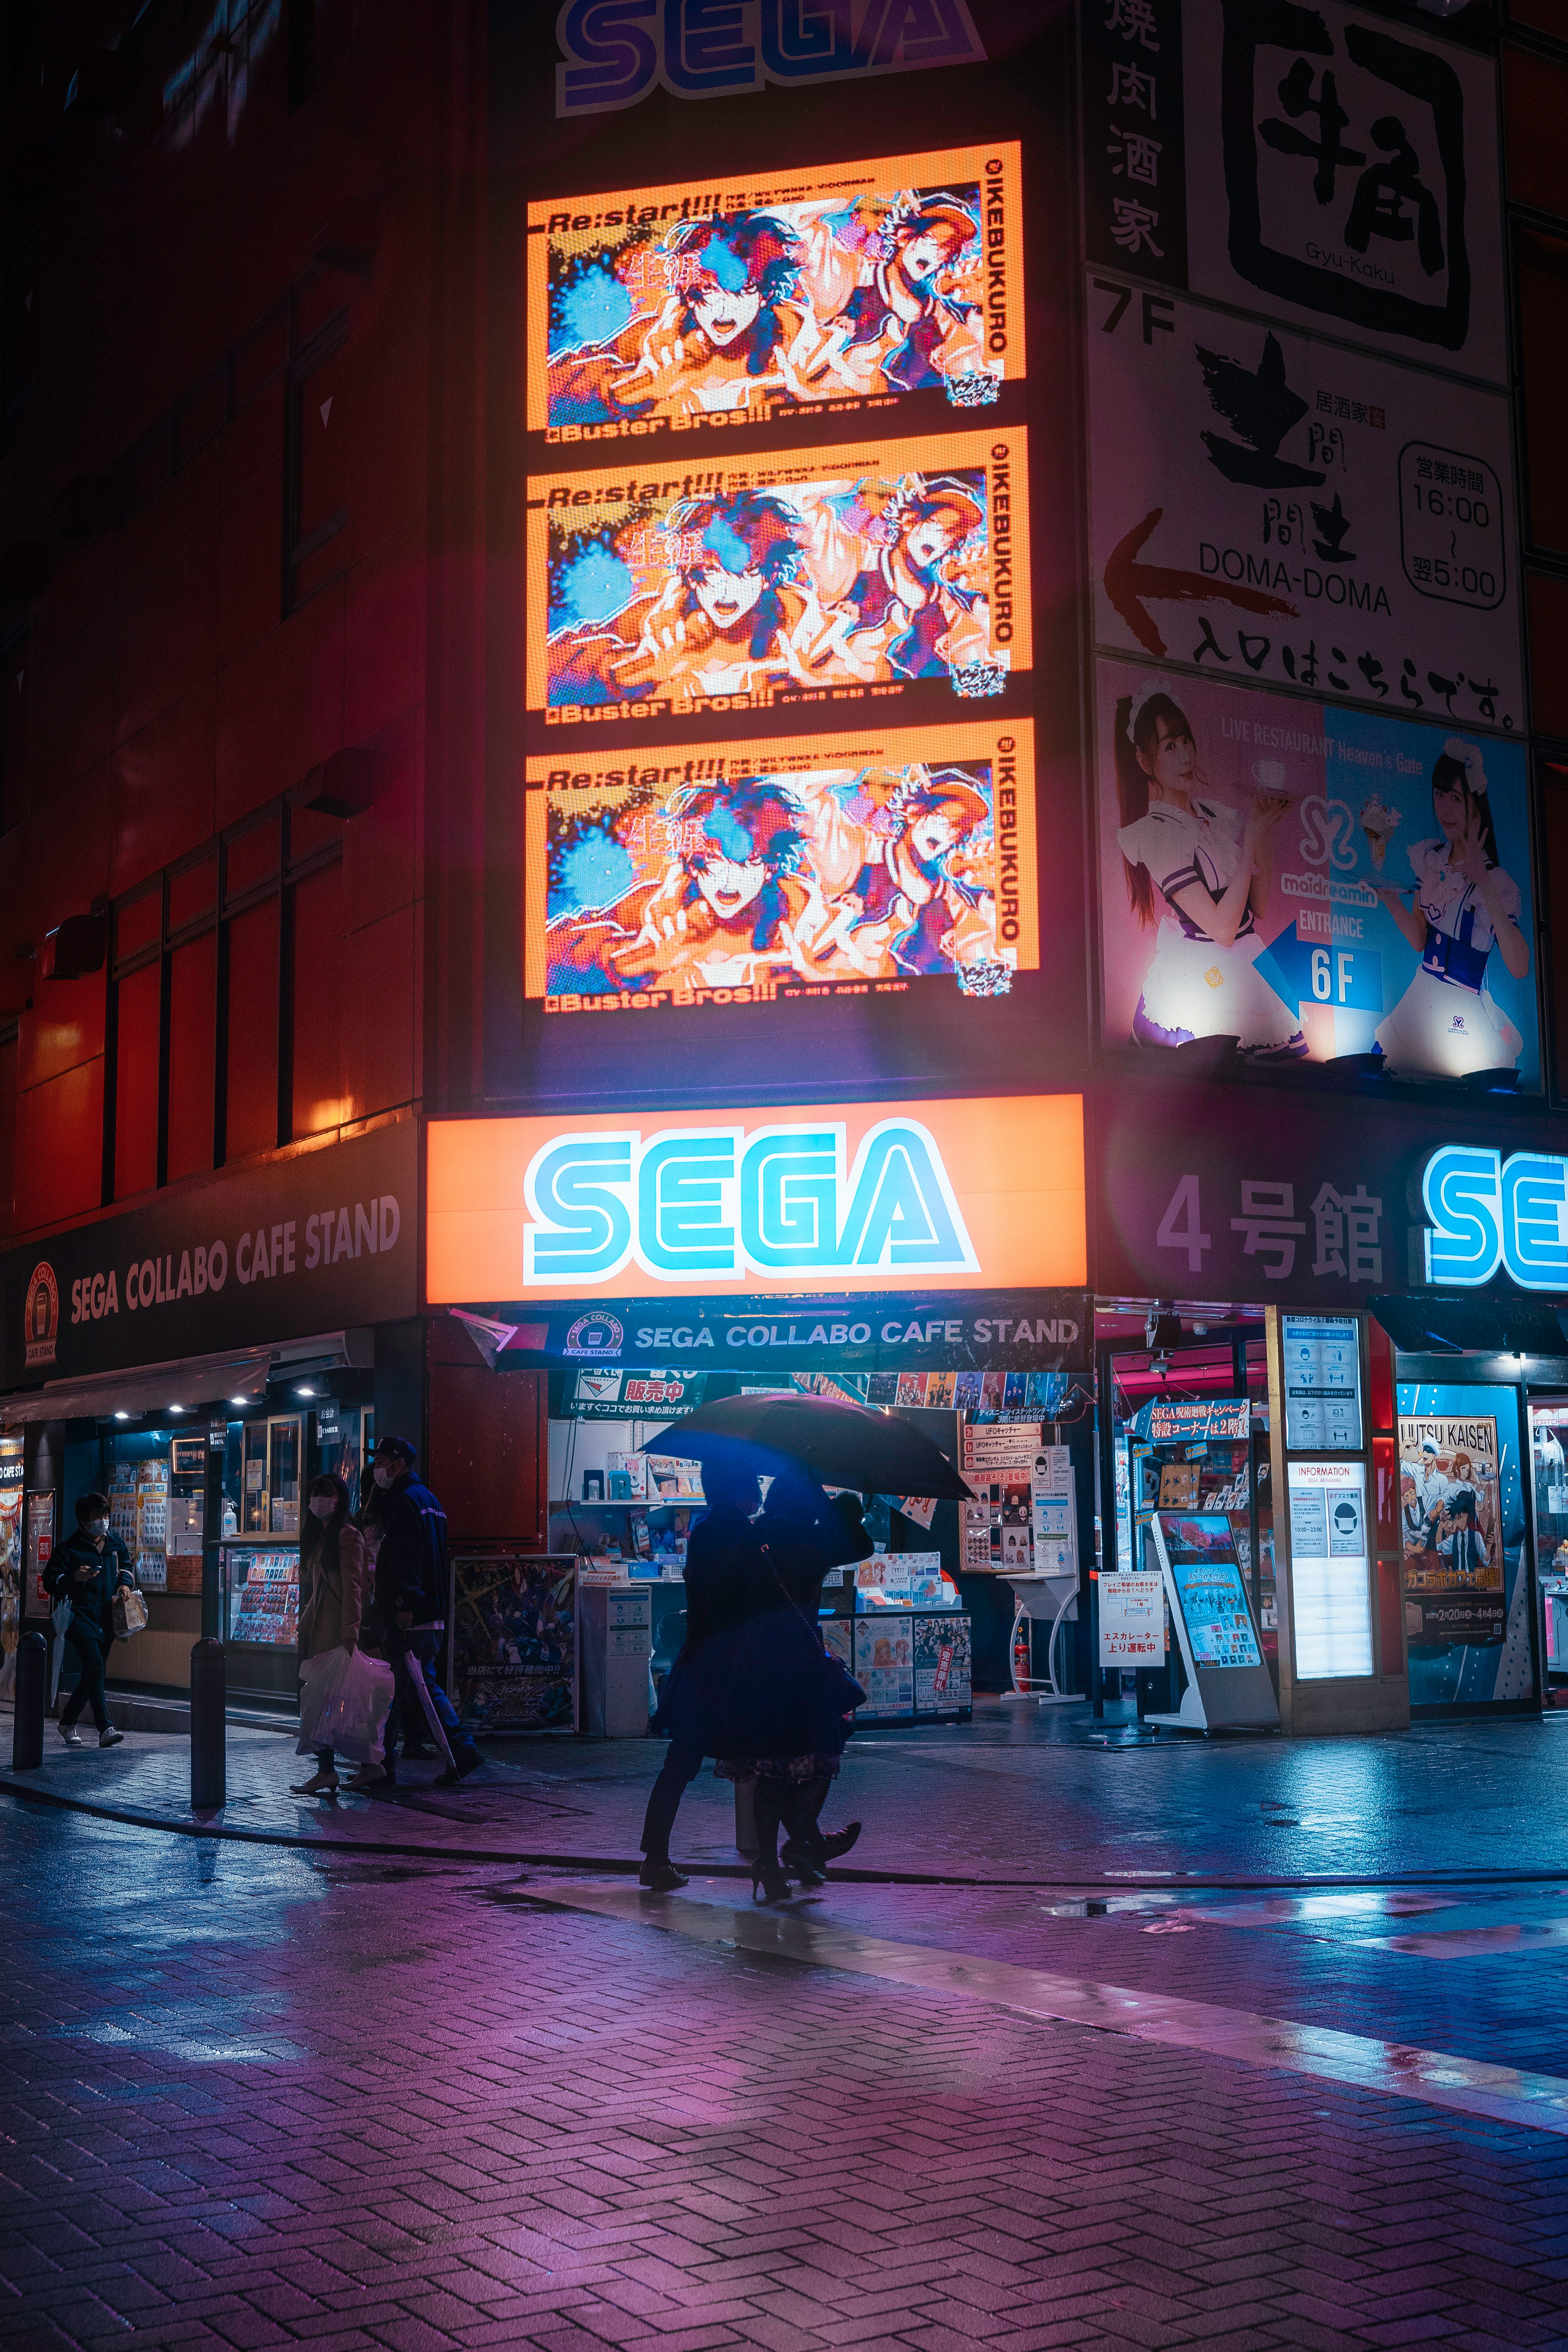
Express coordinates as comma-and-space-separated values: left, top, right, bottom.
1104, 508, 1300, 658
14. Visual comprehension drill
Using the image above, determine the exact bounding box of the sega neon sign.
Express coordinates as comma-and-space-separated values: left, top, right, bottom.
1421, 1145, 1568, 1291
523, 1118, 979, 1285
555, 0, 987, 116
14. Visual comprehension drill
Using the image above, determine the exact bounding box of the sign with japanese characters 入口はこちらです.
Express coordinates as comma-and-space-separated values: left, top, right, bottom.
1094, 660, 1536, 1081
1084, 0, 1506, 384
526, 717, 1038, 1017
1085, 280, 1520, 727
528, 430, 1029, 724
528, 144, 1023, 443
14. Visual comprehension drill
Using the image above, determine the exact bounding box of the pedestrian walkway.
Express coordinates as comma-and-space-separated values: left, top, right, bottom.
8, 1698, 1568, 1884
6, 1799, 1568, 2352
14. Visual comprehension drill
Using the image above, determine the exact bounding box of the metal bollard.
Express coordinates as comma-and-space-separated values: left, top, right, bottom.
190, 1637, 225, 1811
11, 1631, 45, 1771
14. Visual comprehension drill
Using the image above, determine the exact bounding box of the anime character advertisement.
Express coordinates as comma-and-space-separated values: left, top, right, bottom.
527, 145, 1024, 445
452, 1554, 577, 1734
1398, 1414, 1504, 1649
525, 719, 1038, 1012
528, 430, 1029, 723
1095, 660, 1537, 1085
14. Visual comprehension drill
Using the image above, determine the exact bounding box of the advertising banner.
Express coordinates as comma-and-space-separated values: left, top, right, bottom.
426, 1095, 1086, 1305
1094, 657, 1536, 1082
529, 143, 1024, 448
1085, 0, 1507, 384
527, 716, 1037, 1013
0, 1121, 420, 1395
452, 1554, 577, 1734
1397, 1410, 1503, 1648
1086, 280, 1521, 728
528, 428, 1029, 724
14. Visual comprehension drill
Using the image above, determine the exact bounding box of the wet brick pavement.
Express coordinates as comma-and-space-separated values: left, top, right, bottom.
9, 1715, 1568, 2346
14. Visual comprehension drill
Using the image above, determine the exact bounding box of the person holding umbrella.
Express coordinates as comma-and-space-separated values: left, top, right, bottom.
754, 1466, 872, 1882
639, 1457, 766, 1892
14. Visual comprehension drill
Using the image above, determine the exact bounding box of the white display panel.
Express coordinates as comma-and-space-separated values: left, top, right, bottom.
1288, 1457, 1373, 1677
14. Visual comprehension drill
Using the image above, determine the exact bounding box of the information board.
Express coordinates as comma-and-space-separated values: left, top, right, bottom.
1282, 1314, 1363, 1452
1098, 1568, 1165, 1666
1287, 1459, 1374, 1678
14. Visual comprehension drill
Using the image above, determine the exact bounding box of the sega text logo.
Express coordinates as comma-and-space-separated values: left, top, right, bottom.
523, 1118, 980, 1287
1421, 1144, 1568, 1291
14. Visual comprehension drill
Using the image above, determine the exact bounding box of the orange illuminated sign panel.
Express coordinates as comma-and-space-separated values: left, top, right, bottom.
426, 1095, 1084, 1304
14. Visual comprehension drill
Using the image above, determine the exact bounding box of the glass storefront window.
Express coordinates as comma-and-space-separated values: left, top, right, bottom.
268, 1415, 301, 1536
1530, 1401, 1568, 1686
1396, 1382, 1532, 1709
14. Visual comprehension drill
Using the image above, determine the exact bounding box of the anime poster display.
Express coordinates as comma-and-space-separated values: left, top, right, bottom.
855, 1615, 914, 1717
1094, 659, 1538, 1084
452, 1554, 577, 1733
526, 718, 1038, 1011
528, 145, 1024, 443
1085, 280, 1522, 731
1160, 1513, 1263, 1666
1396, 1383, 1531, 1708
1398, 1413, 1503, 1648
914, 1610, 972, 1713
528, 430, 1029, 721
1084, 0, 1507, 386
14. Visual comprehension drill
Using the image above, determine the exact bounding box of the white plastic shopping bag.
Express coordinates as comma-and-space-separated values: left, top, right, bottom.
296, 1645, 394, 1764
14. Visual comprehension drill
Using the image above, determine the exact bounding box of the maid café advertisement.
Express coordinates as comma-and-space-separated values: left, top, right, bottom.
1093, 663, 1538, 1086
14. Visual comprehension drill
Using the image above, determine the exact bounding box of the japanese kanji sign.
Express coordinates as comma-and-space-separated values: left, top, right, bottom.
1087, 281, 1522, 728
1083, 0, 1507, 383
1093, 657, 1537, 1084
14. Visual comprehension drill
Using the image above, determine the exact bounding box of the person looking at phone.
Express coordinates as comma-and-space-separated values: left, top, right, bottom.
44, 1492, 135, 1748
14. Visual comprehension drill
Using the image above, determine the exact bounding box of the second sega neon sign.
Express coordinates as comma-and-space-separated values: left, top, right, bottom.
1421, 1145, 1568, 1290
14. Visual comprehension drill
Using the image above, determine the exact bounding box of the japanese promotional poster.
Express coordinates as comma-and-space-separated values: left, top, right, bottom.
527, 143, 1025, 445
452, 1555, 577, 1734
1094, 658, 1538, 1084
526, 429, 1029, 721
1085, 0, 1507, 384
525, 718, 1038, 1012
1087, 282, 1522, 728
1397, 1412, 1503, 1648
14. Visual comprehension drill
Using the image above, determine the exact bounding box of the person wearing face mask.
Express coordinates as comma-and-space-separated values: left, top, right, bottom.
292, 1472, 374, 1796
367, 1435, 482, 1787
43, 1492, 136, 1748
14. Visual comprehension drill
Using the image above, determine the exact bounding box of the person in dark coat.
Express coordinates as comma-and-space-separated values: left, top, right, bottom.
368, 1435, 481, 1787
714, 1468, 869, 1904
754, 1470, 872, 1882
44, 1492, 135, 1748
639, 1461, 764, 1892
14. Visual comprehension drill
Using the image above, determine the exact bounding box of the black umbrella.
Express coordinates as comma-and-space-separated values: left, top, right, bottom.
640, 1390, 974, 1501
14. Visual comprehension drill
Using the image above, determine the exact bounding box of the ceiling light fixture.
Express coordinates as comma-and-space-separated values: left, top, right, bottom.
113, 1410, 129, 1421
296, 1384, 316, 1398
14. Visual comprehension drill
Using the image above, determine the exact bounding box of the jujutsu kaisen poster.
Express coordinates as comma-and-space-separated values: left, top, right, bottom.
527, 144, 1025, 446
526, 429, 1029, 723
525, 719, 1039, 1012
1094, 657, 1538, 1085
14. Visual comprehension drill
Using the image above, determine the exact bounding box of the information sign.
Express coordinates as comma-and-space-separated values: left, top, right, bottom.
1098, 1569, 1165, 1667
1287, 1459, 1374, 1678
1282, 1314, 1362, 1452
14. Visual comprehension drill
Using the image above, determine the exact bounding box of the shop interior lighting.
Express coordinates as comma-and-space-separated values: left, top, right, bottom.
168, 1404, 184, 1414
113, 1410, 129, 1421
231, 1394, 248, 1405
296, 1384, 316, 1397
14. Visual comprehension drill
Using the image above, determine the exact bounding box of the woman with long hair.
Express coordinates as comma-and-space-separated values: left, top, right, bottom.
1372, 737, 1528, 1078
1113, 683, 1303, 1055
292, 1472, 376, 1797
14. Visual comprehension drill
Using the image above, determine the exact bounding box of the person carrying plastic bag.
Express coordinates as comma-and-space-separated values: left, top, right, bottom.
293, 1473, 392, 1794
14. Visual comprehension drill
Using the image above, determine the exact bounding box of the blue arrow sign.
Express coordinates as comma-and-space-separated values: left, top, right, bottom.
1256, 921, 1383, 1013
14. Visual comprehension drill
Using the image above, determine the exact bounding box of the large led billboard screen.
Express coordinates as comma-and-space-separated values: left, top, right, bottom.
525, 716, 1038, 1014
527, 144, 1025, 447
527, 428, 1029, 724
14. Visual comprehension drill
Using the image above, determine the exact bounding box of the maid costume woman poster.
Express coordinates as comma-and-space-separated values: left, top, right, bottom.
1094, 660, 1539, 1089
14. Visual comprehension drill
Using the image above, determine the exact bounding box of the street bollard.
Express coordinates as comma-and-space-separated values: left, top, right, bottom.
190, 1637, 225, 1811
11, 1631, 45, 1771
